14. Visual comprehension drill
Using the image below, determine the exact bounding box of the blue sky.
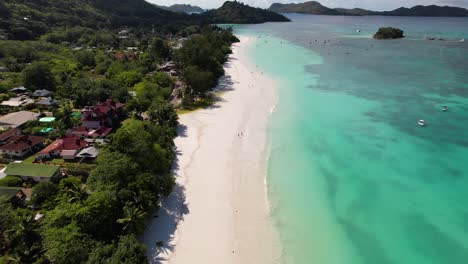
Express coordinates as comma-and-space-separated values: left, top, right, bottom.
148, 0, 468, 10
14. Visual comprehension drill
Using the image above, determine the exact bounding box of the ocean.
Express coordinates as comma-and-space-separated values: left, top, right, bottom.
234, 14, 468, 264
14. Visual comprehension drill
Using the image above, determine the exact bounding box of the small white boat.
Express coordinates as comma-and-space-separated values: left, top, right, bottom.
418, 120, 425, 126
442, 106, 448, 112
356, 29, 361, 33
460, 39, 465, 42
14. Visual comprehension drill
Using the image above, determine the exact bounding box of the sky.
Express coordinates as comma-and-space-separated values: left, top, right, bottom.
148, 0, 468, 10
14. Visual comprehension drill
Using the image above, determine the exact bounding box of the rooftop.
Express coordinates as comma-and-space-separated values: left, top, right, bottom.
77, 147, 98, 158
0, 187, 21, 199
1, 96, 35, 107
5, 163, 60, 178
0, 128, 21, 142
36, 97, 58, 106
0, 135, 44, 152
33, 89, 51, 97
0, 111, 41, 129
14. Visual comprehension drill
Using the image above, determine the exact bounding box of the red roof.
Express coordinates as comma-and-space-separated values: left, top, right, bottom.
93, 99, 124, 115
63, 136, 87, 149
0, 128, 21, 142
38, 136, 86, 155
0, 135, 44, 151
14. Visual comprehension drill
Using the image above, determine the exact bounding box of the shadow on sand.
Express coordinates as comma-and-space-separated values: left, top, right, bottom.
144, 142, 189, 263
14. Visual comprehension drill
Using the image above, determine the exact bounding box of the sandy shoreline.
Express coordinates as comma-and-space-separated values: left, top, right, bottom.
144, 36, 281, 264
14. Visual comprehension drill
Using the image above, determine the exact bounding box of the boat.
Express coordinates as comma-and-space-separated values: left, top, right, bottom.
418, 120, 425, 126
442, 106, 448, 112
356, 29, 361, 33
460, 39, 465, 42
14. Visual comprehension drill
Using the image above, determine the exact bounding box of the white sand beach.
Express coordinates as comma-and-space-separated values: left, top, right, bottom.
144, 36, 281, 264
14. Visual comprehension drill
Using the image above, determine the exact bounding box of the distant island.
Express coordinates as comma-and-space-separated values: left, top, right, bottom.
268, 1, 468, 17
374, 27, 405, 39
156, 4, 205, 13
204, 1, 290, 24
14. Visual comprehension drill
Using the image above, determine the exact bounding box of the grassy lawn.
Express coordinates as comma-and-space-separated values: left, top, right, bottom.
49, 158, 65, 164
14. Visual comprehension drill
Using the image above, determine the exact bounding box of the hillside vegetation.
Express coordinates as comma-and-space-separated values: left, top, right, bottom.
205, 1, 290, 24
268, 1, 468, 17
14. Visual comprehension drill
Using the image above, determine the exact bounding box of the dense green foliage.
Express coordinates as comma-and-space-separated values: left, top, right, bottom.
374, 27, 405, 39
0, 0, 203, 40
204, 1, 290, 24
0, 175, 23, 187
177, 27, 239, 99
158, 4, 205, 13
0, 1, 247, 263
269, 1, 341, 15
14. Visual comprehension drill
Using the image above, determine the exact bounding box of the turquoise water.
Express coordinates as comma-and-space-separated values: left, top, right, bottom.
235, 15, 468, 264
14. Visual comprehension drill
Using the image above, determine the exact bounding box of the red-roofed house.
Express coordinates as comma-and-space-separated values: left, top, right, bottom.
0, 128, 21, 144
37, 136, 87, 160
70, 99, 124, 138
0, 135, 45, 158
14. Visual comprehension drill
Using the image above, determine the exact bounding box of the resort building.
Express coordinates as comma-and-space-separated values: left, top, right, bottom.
0, 135, 45, 158
5, 162, 61, 182
0, 111, 41, 130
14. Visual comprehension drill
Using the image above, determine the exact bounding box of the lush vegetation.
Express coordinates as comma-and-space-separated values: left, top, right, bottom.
269, 1, 341, 15
373, 27, 405, 39
0, 0, 203, 40
157, 4, 205, 13
176, 27, 239, 100
0, 1, 244, 264
204, 1, 290, 24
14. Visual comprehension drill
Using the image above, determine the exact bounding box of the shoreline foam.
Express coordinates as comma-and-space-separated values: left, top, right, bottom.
144, 35, 282, 264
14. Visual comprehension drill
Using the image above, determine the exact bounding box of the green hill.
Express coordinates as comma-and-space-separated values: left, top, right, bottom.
269, 1, 340, 15
268, 1, 468, 17
164, 4, 205, 13
380, 5, 468, 16
204, 1, 290, 24
0, 0, 201, 40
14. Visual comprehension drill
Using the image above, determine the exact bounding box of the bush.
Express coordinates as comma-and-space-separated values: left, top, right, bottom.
0, 175, 23, 187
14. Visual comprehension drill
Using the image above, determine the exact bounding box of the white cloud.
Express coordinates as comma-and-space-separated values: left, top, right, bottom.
147, 0, 468, 10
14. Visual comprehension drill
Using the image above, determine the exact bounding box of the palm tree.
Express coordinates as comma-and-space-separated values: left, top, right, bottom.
66, 184, 88, 203
116, 203, 146, 234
